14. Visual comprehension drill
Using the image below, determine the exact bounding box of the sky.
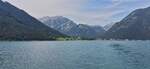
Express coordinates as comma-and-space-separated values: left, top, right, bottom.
4, 0, 150, 26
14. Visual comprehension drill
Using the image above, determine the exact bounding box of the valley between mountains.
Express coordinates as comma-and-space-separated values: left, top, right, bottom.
0, 0, 150, 40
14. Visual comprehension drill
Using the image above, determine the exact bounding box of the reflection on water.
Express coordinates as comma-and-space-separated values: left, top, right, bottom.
0, 50, 13, 69
0, 41, 150, 69
110, 41, 150, 69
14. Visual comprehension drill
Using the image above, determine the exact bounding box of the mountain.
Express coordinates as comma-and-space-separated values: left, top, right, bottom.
39, 16, 80, 36
103, 23, 115, 31
39, 16, 105, 39
78, 24, 105, 38
0, 1, 64, 40
103, 7, 150, 40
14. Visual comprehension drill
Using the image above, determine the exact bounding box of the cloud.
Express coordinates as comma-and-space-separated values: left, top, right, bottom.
7, 0, 85, 16
6, 0, 150, 26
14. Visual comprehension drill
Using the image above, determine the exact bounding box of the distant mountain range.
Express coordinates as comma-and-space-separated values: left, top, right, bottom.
40, 6, 150, 40
0, 1, 64, 40
1, 0, 150, 40
39, 16, 105, 39
103, 7, 150, 40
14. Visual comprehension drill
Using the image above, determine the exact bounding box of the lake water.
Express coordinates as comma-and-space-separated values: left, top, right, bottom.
0, 40, 150, 69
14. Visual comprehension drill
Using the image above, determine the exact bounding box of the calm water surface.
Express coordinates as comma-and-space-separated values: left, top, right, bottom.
0, 40, 150, 69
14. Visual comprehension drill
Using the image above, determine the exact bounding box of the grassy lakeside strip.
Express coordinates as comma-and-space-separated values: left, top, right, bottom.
51, 36, 95, 41
54, 37, 81, 41
52, 36, 96, 41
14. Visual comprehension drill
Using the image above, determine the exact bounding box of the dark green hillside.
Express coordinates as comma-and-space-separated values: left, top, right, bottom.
0, 1, 65, 40
103, 7, 150, 40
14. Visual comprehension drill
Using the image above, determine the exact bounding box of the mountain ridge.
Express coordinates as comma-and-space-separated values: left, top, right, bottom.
0, 1, 65, 40
103, 6, 150, 40
40, 16, 105, 39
